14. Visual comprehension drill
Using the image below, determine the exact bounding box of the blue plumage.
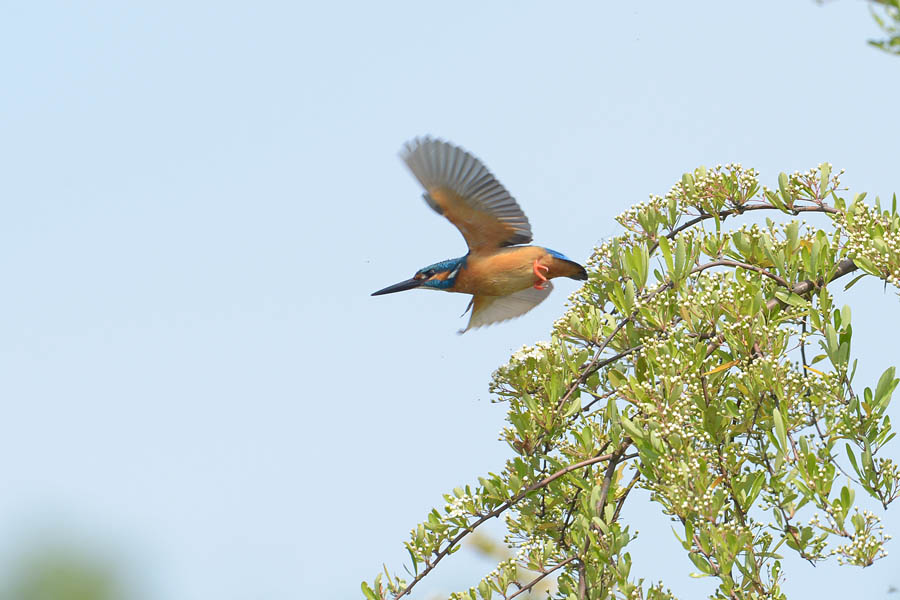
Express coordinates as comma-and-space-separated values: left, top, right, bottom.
418, 256, 467, 289
544, 248, 573, 262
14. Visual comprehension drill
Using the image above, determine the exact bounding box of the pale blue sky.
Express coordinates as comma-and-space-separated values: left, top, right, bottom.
2, 2, 900, 599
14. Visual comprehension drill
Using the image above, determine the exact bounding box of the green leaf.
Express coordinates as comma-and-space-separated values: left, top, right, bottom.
785, 221, 799, 254
416, 523, 425, 545
688, 552, 713, 575
746, 472, 765, 505
606, 397, 620, 423
623, 247, 636, 281
773, 289, 807, 308
778, 172, 792, 207
875, 367, 897, 408
629, 244, 649, 289
565, 394, 583, 418
840, 485, 854, 511
607, 369, 626, 388
843, 273, 866, 291
682, 172, 696, 198
852, 255, 880, 277
659, 236, 674, 275
620, 415, 645, 441
863, 441, 875, 476
406, 546, 419, 576
732, 231, 751, 257
819, 163, 831, 193
841, 305, 851, 328
361, 581, 379, 600
825, 324, 838, 357
674, 238, 687, 281
766, 189, 785, 211
773, 408, 788, 455
624, 279, 636, 313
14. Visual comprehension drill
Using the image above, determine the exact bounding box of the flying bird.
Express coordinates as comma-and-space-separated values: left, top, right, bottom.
372, 137, 587, 333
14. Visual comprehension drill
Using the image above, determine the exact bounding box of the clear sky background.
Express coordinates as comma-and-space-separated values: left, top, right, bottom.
2, 2, 900, 599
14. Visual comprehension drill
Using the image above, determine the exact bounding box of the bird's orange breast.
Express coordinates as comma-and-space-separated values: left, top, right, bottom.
453, 246, 576, 296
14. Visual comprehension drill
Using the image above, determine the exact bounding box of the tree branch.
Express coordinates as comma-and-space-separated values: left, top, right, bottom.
563, 202, 840, 415
705, 258, 859, 354
764, 258, 857, 311
651, 202, 839, 253
394, 451, 624, 599
579, 258, 858, 382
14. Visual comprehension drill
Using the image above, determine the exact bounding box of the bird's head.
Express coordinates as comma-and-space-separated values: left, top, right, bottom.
371, 256, 466, 296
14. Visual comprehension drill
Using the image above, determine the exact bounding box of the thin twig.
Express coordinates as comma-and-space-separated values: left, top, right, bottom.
693, 259, 791, 288
506, 556, 577, 599
577, 562, 587, 600
597, 448, 627, 516
691, 534, 742, 600
558, 487, 583, 546
612, 470, 641, 522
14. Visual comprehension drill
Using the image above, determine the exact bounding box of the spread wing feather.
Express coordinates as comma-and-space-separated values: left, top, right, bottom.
460, 283, 553, 333
402, 137, 533, 252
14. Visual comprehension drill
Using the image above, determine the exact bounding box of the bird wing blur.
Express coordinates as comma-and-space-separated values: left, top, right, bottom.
461, 282, 553, 333
402, 137, 532, 252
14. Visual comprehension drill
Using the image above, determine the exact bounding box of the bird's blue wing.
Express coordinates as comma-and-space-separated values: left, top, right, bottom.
460, 282, 553, 333
402, 137, 533, 252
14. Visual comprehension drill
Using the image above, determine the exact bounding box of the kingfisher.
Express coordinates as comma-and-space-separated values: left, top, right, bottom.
372, 137, 588, 333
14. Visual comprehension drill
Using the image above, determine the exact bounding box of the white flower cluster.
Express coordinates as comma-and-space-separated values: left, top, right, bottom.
510, 341, 552, 364
490, 341, 554, 393
836, 202, 900, 288
759, 164, 843, 204
444, 492, 480, 519
830, 510, 890, 565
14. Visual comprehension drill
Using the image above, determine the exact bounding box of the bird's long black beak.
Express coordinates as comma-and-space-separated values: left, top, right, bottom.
371, 277, 424, 296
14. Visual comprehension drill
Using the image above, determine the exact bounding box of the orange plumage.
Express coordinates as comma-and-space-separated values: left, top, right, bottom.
454, 247, 582, 297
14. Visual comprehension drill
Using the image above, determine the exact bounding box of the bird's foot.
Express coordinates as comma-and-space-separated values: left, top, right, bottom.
533, 260, 549, 290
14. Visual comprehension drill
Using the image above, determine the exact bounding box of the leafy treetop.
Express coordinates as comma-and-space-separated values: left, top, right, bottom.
365, 163, 900, 600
